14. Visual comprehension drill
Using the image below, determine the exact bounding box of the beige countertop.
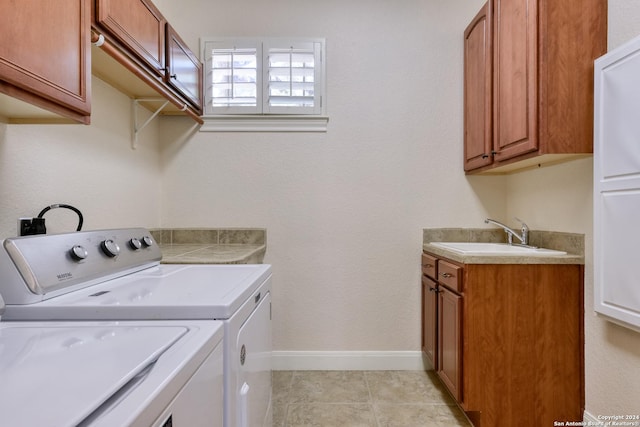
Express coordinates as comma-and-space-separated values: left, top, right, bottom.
159, 243, 266, 264
150, 228, 266, 264
423, 228, 585, 265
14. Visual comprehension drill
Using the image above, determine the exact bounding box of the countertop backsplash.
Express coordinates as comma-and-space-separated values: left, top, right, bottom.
150, 228, 266, 264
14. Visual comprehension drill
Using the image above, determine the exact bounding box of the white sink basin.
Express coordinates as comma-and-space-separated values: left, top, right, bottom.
429, 242, 567, 256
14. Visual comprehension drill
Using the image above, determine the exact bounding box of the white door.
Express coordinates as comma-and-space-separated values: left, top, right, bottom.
594, 34, 640, 331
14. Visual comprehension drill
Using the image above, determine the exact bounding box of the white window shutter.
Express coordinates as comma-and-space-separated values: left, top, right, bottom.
263, 40, 324, 115
204, 39, 261, 114
201, 37, 325, 117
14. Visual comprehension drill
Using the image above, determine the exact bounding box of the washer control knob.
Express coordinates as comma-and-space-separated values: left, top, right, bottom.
70, 245, 88, 261
101, 239, 120, 258
129, 238, 142, 250
141, 236, 154, 247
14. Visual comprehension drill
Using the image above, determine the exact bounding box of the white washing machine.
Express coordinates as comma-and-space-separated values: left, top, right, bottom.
0, 228, 272, 427
0, 294, 224, 427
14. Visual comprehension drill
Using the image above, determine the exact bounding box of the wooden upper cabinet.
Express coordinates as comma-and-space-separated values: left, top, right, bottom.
0, 0, 91, 123
464, 0, 607, 174
492, 0, 538, 162
166, 25, 203, 113
463, 3, 492, 171
94, 0, 166, 78
92, 0, 204, 123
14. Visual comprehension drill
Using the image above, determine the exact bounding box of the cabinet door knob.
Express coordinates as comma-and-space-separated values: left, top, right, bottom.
481, 154, 489, 159
423, 263, 434, 268
441, 273, 454, 278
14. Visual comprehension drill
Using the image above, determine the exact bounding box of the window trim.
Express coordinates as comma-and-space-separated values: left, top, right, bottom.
200, 37, 327, 131
199, 115, 329, 132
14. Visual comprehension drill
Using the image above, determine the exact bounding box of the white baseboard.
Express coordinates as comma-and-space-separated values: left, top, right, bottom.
272, 351, 428, 371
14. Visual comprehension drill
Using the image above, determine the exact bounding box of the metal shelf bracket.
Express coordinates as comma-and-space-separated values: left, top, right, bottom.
131, 98, 170, 149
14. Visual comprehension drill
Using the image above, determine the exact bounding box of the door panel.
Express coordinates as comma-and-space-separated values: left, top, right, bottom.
438, 287, 462, 402
422, 276, 438, 369
0, 0, 90, 115
95, 0, 166, 77
236, 291, 272, 427
493, 0, 538, 161
464, 3, 492, 171
166, 25, 203, 111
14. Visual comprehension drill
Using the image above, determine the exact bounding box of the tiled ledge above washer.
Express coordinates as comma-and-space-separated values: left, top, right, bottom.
423, 228, 584, 265
150, 228, 266, 264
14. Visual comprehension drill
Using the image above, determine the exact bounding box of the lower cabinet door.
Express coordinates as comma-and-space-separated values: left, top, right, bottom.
421, 276, 438, 369
438, 286, 462, 402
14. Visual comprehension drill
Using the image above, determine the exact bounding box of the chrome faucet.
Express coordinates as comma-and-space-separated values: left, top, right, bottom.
484, 218, 531, 246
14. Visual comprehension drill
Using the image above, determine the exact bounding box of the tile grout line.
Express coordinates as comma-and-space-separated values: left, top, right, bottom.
282, 371, 296, 427
274, 370, 472, 426
363, 371, 383, 427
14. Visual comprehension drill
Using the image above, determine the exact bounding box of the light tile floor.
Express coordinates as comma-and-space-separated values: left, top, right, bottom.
273, 370, 472, 427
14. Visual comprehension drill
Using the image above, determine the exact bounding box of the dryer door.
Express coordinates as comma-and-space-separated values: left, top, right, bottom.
236, 291, 272, 427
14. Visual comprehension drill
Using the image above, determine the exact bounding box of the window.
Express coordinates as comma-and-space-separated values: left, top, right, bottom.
200, 37, 327, 131
206, 40, 260, 114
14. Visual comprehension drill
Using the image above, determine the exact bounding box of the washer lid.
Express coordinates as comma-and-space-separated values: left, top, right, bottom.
0, 323, 186, 427
3, 264, 272, 321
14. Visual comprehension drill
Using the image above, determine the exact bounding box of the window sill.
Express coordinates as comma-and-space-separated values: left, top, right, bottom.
199, 115, 329, 132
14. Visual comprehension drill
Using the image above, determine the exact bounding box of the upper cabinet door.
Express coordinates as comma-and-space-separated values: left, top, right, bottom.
95, 0, 166, 78
0, 0, 91, 119
166, 25, 203, 112
463, 3, 492, 171
492, 0, 538, 162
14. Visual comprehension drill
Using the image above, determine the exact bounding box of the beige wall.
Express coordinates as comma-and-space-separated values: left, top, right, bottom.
505, 0, 640, 417
156, 0, 502, 353
0, 78, 162, 238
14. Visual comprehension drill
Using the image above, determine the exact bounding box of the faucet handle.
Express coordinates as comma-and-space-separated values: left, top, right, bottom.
513, 217, 530, 245
513, 217, 529, 230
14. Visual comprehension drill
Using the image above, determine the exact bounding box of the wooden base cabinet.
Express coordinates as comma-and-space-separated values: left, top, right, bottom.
422, 254, 464, 405
438, 285, 462, 403
421, 275, 438, 369
421, 254, 438, 369
421, 251, 584, 426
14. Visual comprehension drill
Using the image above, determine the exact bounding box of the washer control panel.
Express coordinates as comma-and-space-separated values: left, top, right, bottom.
2, 228, 162, 299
